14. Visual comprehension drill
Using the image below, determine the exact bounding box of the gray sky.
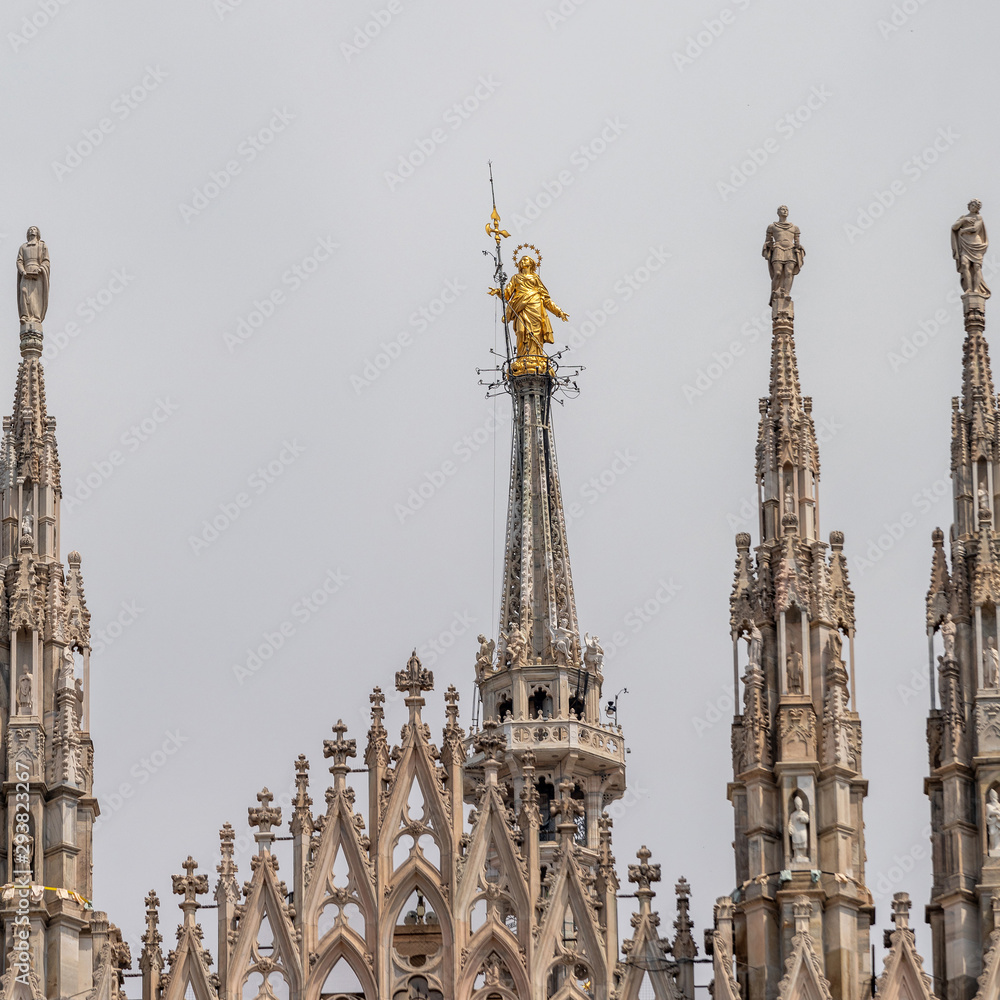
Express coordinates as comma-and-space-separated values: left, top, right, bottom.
1, 0, 994, 977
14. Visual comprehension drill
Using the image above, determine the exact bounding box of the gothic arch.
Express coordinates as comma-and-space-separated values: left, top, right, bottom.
456, 932, 529, 1000
305, 937, 377, 1000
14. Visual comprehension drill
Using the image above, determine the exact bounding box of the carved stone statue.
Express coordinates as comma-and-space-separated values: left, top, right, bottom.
488, 249, 568, 375
827, 632, 844, 664
980, 484, 991, 513
985, 637, 1000, 689
550, 616, 574, 665
762, 206, 805, 304
988, 788, 1000, 857
503, 623, 527, 668
59, 646, 75, 690
747, 622, 763, 670
17, 671, 32, 714
941, 613, 957, 661
583, 633, 604, 672
786, 649, 803, 694
952, 200, 990, 298
475, 634, 495, 679
20, 510, 32, 538
789, 794, 810, 863
17, 228, 50, 334
784, 485, 795, 514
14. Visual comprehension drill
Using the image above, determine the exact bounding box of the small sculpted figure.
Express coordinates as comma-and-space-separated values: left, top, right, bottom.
504, 622, 528, 667
17, 227, 49, 332
786, 649, 803, 694
941, 613, 957, 660
789, 794, 810, 863
747, 622, 763, 670
985, 637, 1000, 689
550, 616, 574, 665
988, 788, 1000, 857
583, 633, 604, 672
17, 671, 32, 714
762, 206, 805, 304
952, 199, 990, 297
475, 633, 495, 678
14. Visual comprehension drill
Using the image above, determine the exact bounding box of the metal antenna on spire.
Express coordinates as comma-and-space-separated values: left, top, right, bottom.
483, 161, 513, 365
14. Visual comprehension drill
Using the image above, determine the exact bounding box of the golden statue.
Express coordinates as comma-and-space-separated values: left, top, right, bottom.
489, 245, 569, 375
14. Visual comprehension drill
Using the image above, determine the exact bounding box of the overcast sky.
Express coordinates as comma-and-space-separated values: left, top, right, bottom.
1, 0, 996, 982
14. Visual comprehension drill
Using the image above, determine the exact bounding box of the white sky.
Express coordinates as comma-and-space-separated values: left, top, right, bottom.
1, 0, 996, 984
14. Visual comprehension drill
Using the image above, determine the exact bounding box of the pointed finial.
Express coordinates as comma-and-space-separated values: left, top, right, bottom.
323, 719, 357, 789
444, 684, 460, 727
793, 895, 812, 936
396, 650, 433, 722
248, 787, 282, 852
171, 857, 208, 927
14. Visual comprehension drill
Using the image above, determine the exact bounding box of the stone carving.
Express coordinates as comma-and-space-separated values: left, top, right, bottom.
583, 633, 603, 672
789, 795, 810, 863
503, 622, 527, 667
59, 645, 75, 690
488, 247, 568, 375
549, 616, 574, 665
941, 613, 956, 660
951, 199, 990, 297
17, 670, 32, 714
475, 634, 495, 679
16, 227, 49, 333
988, 789, 1000, 858
786, 649, 803, 694
981, 484, 992, 514
987, 638, 1000, 689
762, 206, 805, 304
746, 622, 762, 669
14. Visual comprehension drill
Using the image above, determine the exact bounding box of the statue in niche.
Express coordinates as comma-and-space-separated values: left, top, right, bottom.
941, 613, 957, 661
503, 622, 527, 668
987, 789, 1000, 857
985, 637, 1000, 689
789, 795, 810, 863
951, 199, 991, 298
17, 671, 32, 714
549, 616, 574, 665
20, 510, 32, 538
762, 205, 805, 304
783, 485, 795, 514
583, 633, 604, 672
16, 227, 49, 333
827, 631, 844, 664
475, 634, 495, 679
786, 649, 803, 694
980, 484, 991, 513
746, 622, 763, 670
59, 646, 75, 689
